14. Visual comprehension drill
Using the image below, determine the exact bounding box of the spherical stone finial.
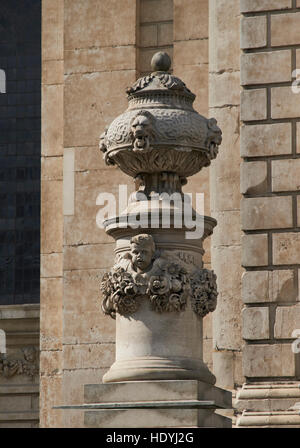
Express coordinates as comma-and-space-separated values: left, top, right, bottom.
151, 51, 171, 72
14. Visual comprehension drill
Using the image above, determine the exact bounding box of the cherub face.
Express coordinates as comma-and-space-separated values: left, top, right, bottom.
130, 243, 154, 272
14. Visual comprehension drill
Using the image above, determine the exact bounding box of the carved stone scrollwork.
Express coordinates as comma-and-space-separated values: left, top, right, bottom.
0, 346, 39, 379
100, 234, 218, 319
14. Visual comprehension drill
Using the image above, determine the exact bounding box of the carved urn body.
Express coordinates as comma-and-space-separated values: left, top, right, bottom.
99, 52, 222, 384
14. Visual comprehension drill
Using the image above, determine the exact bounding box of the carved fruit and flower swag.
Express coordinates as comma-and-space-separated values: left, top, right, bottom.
101, 254, 218, 319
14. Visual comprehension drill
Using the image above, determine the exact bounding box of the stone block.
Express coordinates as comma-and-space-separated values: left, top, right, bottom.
271, 270, 297, 302
0, 395, 31, 412
240, 0, 291, 12
64, 46, 136, 75
272, 86, 300, 119
174, 40, 208, 66
63, 269, 115, 345
64, 0, 136, 49
158, 23, 173, 46
84, 380, 232, 408
63, 343, 115, 370
273, 233, 300, 265
240, 123, 292, 157
40, 278, 63, 351
64, 70, 135, 147
40, 376, 63, 428
42, 0, 63, 61
140, 24, 158, 47
241, 51, 291, 85
241, 89, 267, 122
242, 271, 270, 303
42, 85, 63, 156
240, 161, 268, 195
243, 269, 297, 304
242, 307, 269, 340
298, 196, 300, 226
274, 305, 300, 339
63, 243, 115, 271
242, 234, 268, 267
40, 350, 62, 376
174, 0, 208, 40
241, 16, 267, 49
42, 60, 64, 85
74, 146, 105, 172
140, 0, 173, 23
211, 211, 241, 247
209, 0, 240, 72
213, 351, 234, 390
241, 196, 293, 230
41, 156, 63, 181
41, 180, 63, 254
271, 12, 300, 46
209, 72, 240, 108
212, 246, 243, 350
84, 408, 230, 428
243, 344, 295, 377
272, 159, 300, 192
41, 253, 63, 278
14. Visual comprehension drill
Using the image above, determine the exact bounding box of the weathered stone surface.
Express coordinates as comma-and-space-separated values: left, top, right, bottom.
40, 278, 63, 351
175, 64, 208, 116
241, 16, 267, 49
41, 180, 63, 254
240, 0, 291, 12
243, 344, 295, 377
274, 305, 300, 339
40, 376, 63, 428
65, 46, 136, 75
241, 51, 291, 85
140, 0, 173, 23
64, 0, 136, 49
211, 211, 241, 247
63, 269, 115, 345
209, 72, 240, 108
63, 343, 115, 370
240, 161, 268, 195
272, 159, 300, 192
241, 123, 292, 157
242, 234, 268, 267
42, 85, 63, 157
42, 0, 63, 61
241, 89, 267, 122
242, 271, 270, 304
41, 253, 63, 278
272, 87, 300, 119
174, 0, 208, 40
41, 156, 63, 181
42, 60, 64, 85
271, 12, 300, 46
158, 22, 174, 46
243, 270, 297, 304
242, 307, 269, 340
64, 70, 135, 147
63, 243, 115, 271
174, 40, 208, 66
273, 233, 300, 265
241, 196, 293, 230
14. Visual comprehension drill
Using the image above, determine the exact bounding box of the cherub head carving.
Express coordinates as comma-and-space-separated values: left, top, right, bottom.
130, 234, 156, 273
130, 111, 154, 152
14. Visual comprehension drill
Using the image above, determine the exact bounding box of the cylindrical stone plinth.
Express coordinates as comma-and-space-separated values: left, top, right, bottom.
103, 296, 215, 384
101, 213, 217, 385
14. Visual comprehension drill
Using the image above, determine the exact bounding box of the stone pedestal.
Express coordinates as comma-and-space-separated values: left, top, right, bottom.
58, 380, 232, 428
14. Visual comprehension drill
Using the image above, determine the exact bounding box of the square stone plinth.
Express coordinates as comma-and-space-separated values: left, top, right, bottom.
80, 380, 232, 428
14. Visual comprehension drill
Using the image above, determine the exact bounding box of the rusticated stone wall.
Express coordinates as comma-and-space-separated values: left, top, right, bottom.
237, 0, 300, 427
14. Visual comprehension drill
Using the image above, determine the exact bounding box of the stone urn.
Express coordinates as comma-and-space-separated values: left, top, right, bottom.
99, 52, 222, 384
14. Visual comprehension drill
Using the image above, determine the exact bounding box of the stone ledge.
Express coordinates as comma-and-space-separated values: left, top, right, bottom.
84, 380, 232, 409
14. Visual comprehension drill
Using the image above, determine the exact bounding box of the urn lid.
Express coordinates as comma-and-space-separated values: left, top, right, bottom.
126, 51, 196, 105
99, 52, 222, 179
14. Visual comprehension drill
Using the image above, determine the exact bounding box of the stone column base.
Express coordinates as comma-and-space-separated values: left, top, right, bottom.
57, 380, 232, 428
235, 382, 300, 428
